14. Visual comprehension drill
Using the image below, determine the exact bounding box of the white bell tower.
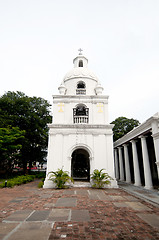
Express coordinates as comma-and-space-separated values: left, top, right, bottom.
43, 50, 118, 188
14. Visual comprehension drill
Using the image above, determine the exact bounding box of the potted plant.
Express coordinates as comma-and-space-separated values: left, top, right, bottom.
48, 168, 74, 189
91, 169, 113, 188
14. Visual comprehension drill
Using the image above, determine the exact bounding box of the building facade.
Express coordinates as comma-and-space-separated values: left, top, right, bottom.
114, 113, 159, 189
43, 52, 118, 188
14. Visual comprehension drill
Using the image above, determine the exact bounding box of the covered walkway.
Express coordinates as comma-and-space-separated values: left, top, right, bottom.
114, 113, 159, 189
118, 181, 159, 207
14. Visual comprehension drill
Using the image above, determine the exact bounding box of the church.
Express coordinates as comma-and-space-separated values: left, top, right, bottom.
43, 50, 118, 188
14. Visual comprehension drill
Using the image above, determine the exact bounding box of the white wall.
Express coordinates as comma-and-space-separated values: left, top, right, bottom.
44, 125, 118, 188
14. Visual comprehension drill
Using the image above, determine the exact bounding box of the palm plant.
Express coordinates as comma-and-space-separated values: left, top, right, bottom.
91, 169, 113, 188
48, 168, 74, 189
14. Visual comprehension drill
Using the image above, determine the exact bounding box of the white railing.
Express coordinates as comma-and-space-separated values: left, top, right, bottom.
74, 116, 89, 123
76, 89, 86, 95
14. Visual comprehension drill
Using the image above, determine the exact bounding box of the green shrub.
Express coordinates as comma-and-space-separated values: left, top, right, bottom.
13, 177, 23, 185
91, 169, 113, 188
21, 176, 27, 184
35, 172, 46, 179
26, 175, 35, 182
0, 175, 36, 188
0, 182, 5, 188
48, 168, 74, 189
37, 177, 45, 188
0, 173, 46, 188
6, 180, 14, 188
38, 181, 44, 188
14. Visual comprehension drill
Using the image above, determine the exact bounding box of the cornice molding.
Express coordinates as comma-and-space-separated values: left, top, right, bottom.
114, 113, 159, 148
48, 123, 114, 129
53, 95, 109, 100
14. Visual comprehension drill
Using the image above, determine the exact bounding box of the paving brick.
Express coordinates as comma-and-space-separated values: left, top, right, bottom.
55, 198, 77, 207
48, 209, 70, 221
63, 190, 75, 195
123, 195, 138, 201
44, 203, 55, 208
26, 210, 50, 221
125, 201, 152, 211
40, 194, 53, 199
113, 202, 129, 208
88, 189, 100, 200
9, 197, 28, 203
6, 222, 52, 240
104, 189, 121, 194
3, 210, 33, 222
109, 195, 125, 201
0, 222, 19, 239
76, 189, 88, 196
97, 191, 112, 201
71, 210, 90, 222
0, 181, 159, 240
137, 213, 159, 230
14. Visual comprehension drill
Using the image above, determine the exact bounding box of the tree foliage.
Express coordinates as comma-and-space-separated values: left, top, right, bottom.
0, 91, 52, 173
0, 127, 25, 174
111, 117, 140, 142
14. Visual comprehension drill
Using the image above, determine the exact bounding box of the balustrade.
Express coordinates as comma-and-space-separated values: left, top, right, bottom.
76, 89, 86, 95
74, 116, 88, 123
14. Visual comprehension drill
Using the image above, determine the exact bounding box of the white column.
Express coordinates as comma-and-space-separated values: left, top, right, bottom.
123, 144, 131, 183
118, 147, 124, 181
140, 136, 153, 189
131, 140, 141, 186
114, 149, 119, 180
151, 119, 159, 180
152, 132, 159, 179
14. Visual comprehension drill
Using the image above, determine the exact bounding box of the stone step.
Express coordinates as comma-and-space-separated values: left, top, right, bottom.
73, 181, 91, 187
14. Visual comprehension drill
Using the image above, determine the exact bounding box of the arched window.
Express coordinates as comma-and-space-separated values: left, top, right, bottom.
76, 104, 87, 116
79, 60, 83, 67
77, 81, 85, 89
76, 81, 86, 95
73, 104, 89, 123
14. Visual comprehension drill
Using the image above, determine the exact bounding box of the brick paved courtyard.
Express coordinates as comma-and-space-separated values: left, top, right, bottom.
0, 180, 159, 240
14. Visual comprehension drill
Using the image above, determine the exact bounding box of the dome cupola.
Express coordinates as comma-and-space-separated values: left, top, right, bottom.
58, 50, 103, 95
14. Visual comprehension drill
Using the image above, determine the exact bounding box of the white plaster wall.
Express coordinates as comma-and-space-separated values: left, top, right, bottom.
52, 97, 109, 124
43, 53, 118, 188
43, 127, 118, 188
64, 78, 98, 95
105, 134, 115, 178
73, 56, 88, 67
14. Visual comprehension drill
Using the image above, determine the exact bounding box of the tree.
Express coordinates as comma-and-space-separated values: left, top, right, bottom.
0, 127, 25, 174
111, 117, 140, 142
0, 91, 52, 173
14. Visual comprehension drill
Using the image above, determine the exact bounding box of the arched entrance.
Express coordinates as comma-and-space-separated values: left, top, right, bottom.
71, 148, 90, 181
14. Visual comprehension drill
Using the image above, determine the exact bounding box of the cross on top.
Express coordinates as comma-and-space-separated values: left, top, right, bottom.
78, 48, 83, 55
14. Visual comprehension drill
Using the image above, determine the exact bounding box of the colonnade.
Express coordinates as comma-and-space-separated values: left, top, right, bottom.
114, 135, 157, 189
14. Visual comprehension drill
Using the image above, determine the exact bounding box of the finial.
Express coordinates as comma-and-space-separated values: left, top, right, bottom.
78, 48, 83, 55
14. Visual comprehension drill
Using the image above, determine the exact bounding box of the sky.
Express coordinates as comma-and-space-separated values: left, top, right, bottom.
0, 0, 159, 123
